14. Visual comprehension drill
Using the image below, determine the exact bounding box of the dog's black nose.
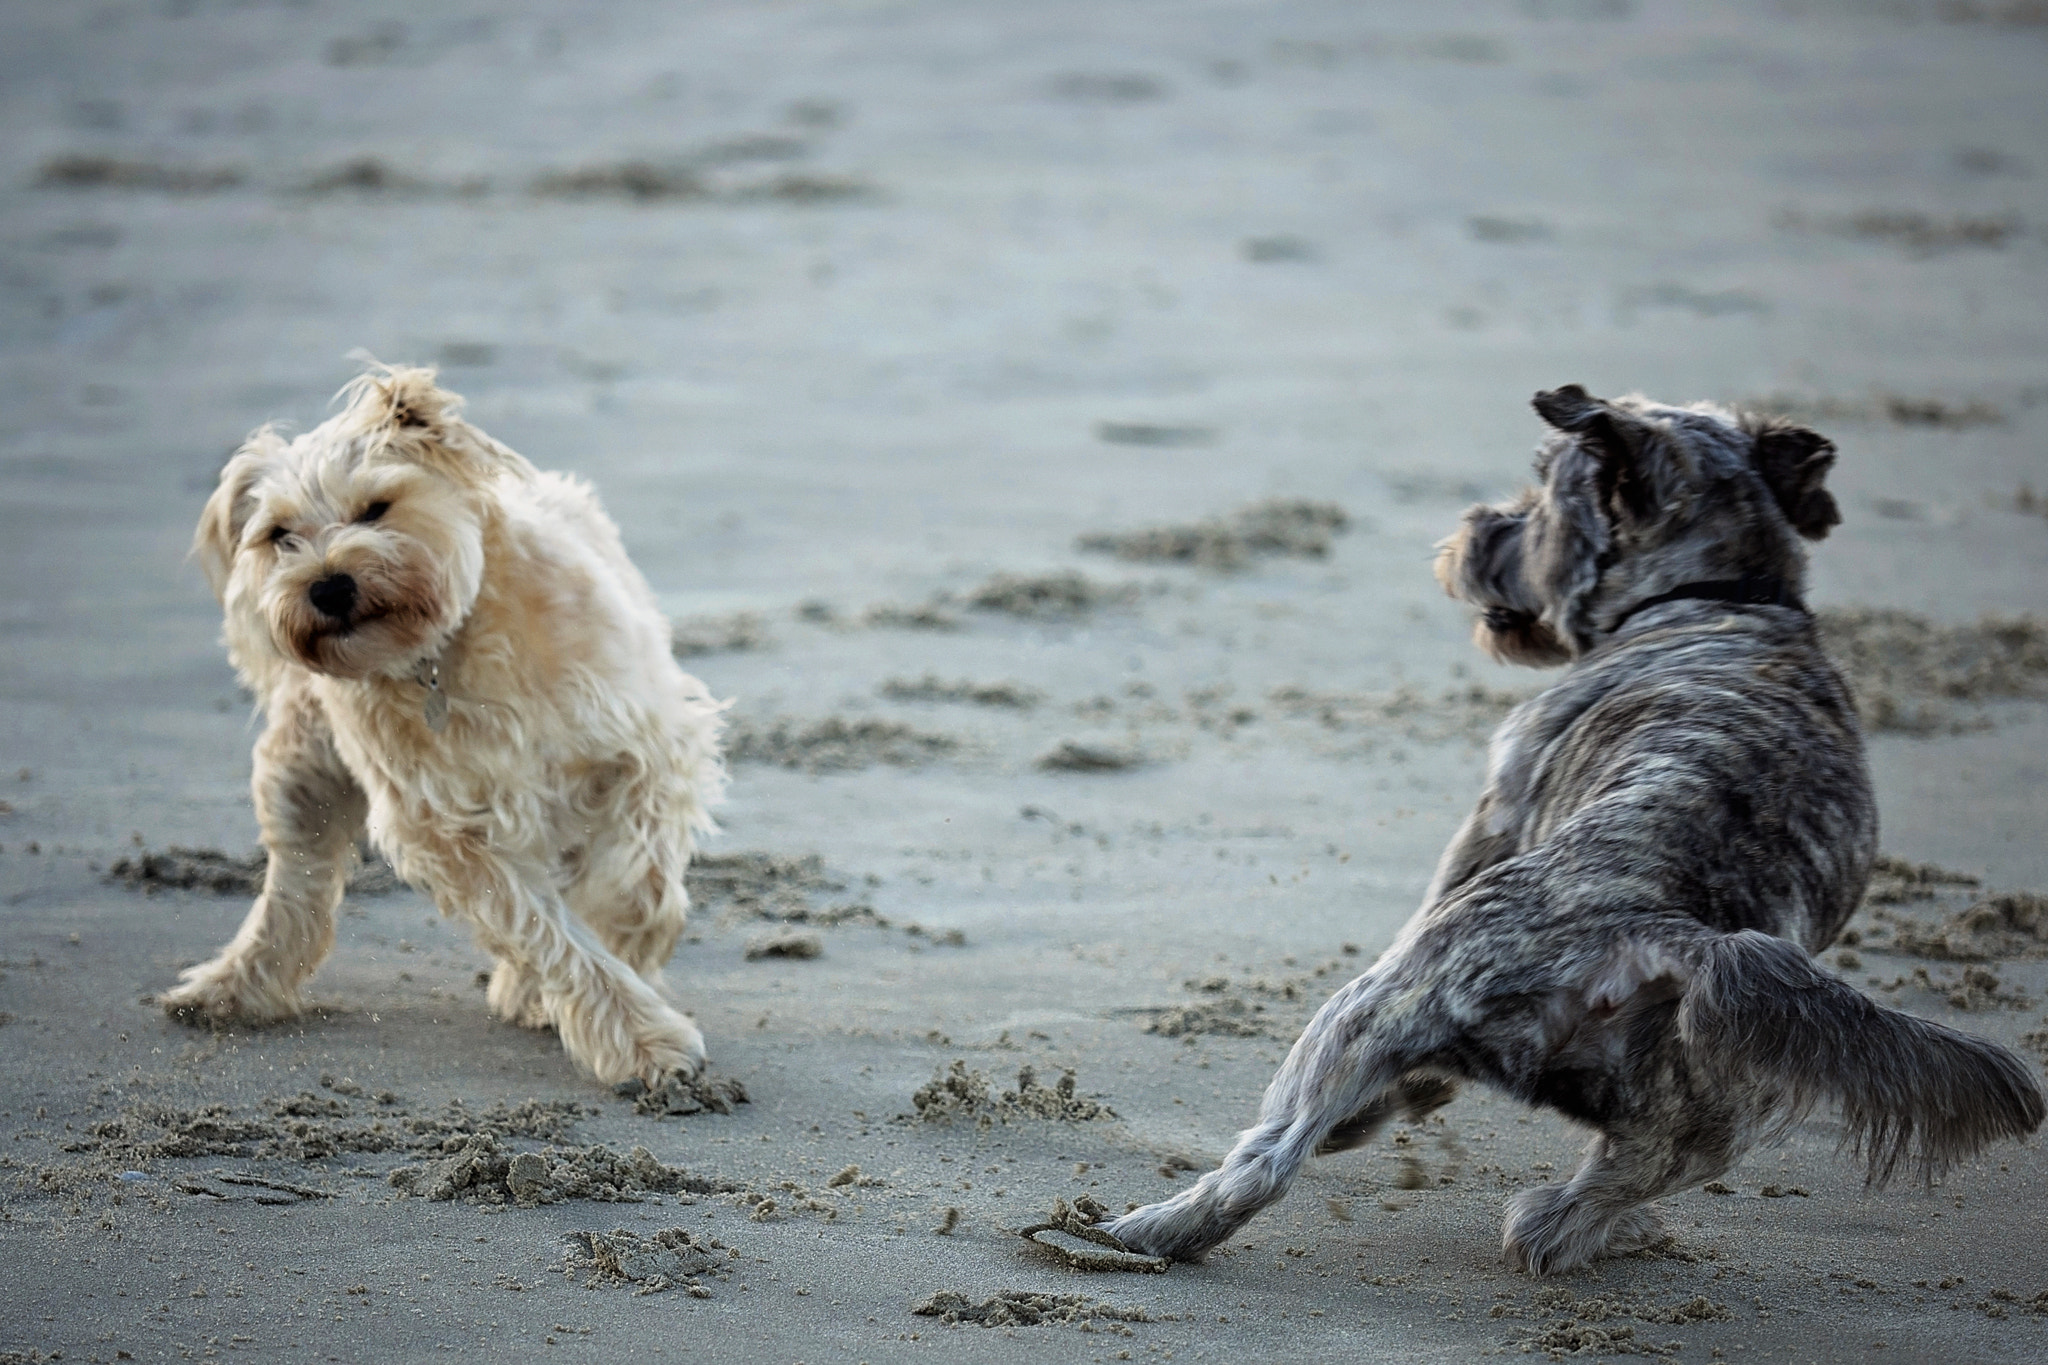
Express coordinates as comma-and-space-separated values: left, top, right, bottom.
308, 573, 357, 620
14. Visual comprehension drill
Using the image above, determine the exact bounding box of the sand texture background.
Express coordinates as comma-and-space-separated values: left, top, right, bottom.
2, 0, 2047, 1360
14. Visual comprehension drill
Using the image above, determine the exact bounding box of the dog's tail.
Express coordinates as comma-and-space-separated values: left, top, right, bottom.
1678, 930, 2044, 1186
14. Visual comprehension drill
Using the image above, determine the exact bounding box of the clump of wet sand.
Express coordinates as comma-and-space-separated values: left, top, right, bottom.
1816, 609, 2048, 733
36, 154, 244, 193
614, 1072, 751, 1118
879, 675, 1043, 709
1142, 996, 1270, 1037
856, 570, 1136, 631
1779, 208, 2023, 256
1036, 740, 1144, 772
1267, 682, 1526, 745
686, 850, 967, 949
562, 1227, 738, 1295
1847, 856, 2048, 963
861, 602, 962, 631
1740, 390, 2007, 429
68, 1094, 586, 1168
966, 570, 1138, 619
1077, 498, 1350, 570
724, 715, 959, 772
1881, 895, 2048, 963
744, 929, 823, 960
531, 160, 877, 205
24, 1093, 612, 1199
1865, 963, 2030, 1012
1501, 1286, 1732, 1359
672, 611, 772, 657
388, 1135, 733, 1206
107, 845, 402, 897
1861, 854, 1981, 906
686, 850, 880, 926
1021, 1196, 1170, 1273
1096, 419, 1216, 445
912, 1289, 1155, 1329
909, 1061, 1113, 1125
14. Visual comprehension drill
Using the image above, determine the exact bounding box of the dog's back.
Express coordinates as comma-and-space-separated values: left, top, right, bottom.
1459, 599, 1874, 954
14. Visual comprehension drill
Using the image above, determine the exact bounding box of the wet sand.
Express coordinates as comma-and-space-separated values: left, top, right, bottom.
2, 1, 2047, 1361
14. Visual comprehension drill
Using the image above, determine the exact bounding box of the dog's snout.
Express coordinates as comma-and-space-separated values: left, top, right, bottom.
308, 573, 358, 620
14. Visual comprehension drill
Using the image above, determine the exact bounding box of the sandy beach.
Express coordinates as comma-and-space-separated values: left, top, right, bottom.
2, 0, 2046, 1360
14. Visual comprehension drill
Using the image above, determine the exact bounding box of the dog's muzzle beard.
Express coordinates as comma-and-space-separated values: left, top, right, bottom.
1440, 506, 1569, 667
267, 560, 444, 681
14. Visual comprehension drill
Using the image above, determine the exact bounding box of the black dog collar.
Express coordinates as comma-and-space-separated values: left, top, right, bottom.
1615, 576, 1805, 629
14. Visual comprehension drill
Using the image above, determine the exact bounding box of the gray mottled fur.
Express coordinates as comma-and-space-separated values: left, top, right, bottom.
1106, 387, 2044, 1276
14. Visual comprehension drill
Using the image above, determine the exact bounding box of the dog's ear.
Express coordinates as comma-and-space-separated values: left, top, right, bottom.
339, 364, 501, 484
1532, 385, 1638, 462
365, 365, 453, 434
1531, 384, 1606, 434
193, 427, 284, 597
1532, 385, 1656, 522
1746, 418, 1841, 540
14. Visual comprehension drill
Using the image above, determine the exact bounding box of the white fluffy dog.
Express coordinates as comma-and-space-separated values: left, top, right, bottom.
168, 364, 725, 1088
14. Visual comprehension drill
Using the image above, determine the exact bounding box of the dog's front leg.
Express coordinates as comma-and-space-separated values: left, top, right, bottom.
427, 844, 706, 1086
163, 680, 365, 1024
1107, 966, 1423, 1261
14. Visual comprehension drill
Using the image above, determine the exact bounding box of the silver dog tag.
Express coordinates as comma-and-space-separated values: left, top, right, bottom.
416, 656, 450, 732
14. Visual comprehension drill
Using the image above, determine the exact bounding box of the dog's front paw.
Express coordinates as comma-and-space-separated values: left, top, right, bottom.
567, 1005, 708, 1089
159, 959, 301, 1027
626, 1012, 709, 1089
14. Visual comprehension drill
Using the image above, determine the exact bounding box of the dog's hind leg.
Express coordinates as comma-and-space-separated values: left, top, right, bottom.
1106, 967, 1433, 1261
578, 855, 689, 988
484, 957, 551, 1030
163, 678, 366, 1025
560, 755, 696, 991
1316, 1073, 1460, 1156
1501, 1118, 1735, 1275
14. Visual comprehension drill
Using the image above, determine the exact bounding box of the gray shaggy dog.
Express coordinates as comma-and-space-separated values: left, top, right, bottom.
1106, 385, 2044, 1275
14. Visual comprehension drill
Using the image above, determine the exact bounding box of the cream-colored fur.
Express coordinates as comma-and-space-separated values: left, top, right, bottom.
167, 364, 725, 1087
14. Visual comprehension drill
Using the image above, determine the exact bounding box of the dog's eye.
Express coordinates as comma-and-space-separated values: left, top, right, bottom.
357, 500, 391, 525
266, 525, 293, 545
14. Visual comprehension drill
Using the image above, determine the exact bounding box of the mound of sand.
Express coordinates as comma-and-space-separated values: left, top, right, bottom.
724, 716, 959, 772
685, 850, 881, 926
614, 1072, 752, 1118
912, 1289, 1154, 1328
879, 675, 1043, 708
1862, 855, 1981, 906
744, 929, 823, 960
1886, 894, 2048, 962
388, 1134, 733, 1206
106, 845, 404, 897
36, 154, 244, 193
1036, 740, 1144, 772
909, 1061, 1113, 1125
966, 570, 1137, 619
1267, 682, 1525, 745
671, 611, 772, 657
1503, 1286, 1732, 1358
68, 1095, 586, 1167
1077, 498, 1350, 570
861, 602, 963, 631
562, 1227, 738, 1295
1816, 609, 2048, 733
1142, 996, 1270, 1037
